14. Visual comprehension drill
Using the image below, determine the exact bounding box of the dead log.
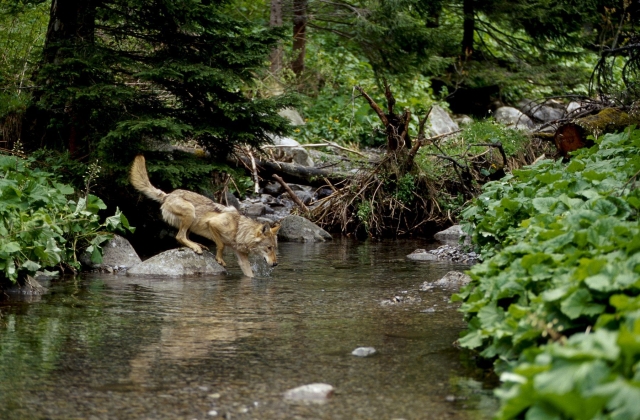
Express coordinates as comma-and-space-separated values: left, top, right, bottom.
555, 108, 640, 157
237, 156, 350, 187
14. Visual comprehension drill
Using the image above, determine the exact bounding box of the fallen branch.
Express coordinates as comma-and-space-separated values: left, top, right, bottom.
236, 156, 350, 187
273, 174, 309, 212
263, 141, 369, 158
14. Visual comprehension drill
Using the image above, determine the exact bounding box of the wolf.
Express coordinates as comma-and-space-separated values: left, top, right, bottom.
129, 155, 280, 277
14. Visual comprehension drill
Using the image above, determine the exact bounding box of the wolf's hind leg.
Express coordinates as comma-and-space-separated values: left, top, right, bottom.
164, 199, 204, 254
207, 223, 226, 267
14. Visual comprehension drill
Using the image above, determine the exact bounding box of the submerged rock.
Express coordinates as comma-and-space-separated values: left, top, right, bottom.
284, 383, 334, 403
127, 247, 226, 276
406, 250, 438, 261
420, 271, 472, 291
278, 215, 332, 242
351, 347, 377, 357
407, 245, 478, 264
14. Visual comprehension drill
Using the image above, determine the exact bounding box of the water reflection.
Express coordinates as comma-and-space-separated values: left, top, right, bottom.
0, 238, 497, 419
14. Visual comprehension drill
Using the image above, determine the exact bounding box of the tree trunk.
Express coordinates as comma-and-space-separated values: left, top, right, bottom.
23, 0, 97, 154
292, 0, 307, 75
269, 0, 284, 74
42, 0, 96, 64
462, 0, 474, 57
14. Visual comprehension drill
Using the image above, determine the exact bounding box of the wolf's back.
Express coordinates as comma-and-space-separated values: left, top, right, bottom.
130, 155, 167, 203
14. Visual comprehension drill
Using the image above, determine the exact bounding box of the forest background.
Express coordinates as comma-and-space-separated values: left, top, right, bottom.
1, 1, 640, 419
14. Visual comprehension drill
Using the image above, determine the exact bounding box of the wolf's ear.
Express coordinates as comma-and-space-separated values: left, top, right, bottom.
262, 223, 270, 235
270, 223, 281, 235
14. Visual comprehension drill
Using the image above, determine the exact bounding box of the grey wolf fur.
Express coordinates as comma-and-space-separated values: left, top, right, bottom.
129, 155, 280, 277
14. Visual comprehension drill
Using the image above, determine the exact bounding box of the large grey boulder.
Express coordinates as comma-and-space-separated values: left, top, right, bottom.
278, 215, 332, 242
127, 248, 226, 276
494, 107, 534, 130
80, 234, 141, 271
428, 105, 460, 136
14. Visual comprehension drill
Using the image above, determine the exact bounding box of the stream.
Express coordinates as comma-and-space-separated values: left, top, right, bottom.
0, 239, 497, 419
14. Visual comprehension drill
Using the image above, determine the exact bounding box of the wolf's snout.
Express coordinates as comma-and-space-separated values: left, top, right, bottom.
272, 262, 278, 267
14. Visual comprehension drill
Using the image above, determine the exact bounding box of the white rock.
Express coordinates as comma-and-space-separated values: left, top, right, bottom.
283, 383, 334, 402
494, 107, 534, 130
428, 105, 460, 136
566, 101, 587, 116
351, 347, 377, 357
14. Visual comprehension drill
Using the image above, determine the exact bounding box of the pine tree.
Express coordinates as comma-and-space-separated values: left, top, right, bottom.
22, 0, 295, 164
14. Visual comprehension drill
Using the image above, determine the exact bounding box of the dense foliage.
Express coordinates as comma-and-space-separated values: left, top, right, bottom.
455, 127, 640, 418
0, 153, 133, 284
17, 0, 294, 167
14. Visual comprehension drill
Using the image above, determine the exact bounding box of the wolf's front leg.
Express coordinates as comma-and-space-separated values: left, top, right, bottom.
235, 251, 253, 277
215, 246, 226, 267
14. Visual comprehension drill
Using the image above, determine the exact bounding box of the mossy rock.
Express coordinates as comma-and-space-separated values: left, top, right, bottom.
578, 108, 640, 134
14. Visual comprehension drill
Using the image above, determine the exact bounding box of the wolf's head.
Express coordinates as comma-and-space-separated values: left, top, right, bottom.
253, 223, 281, 267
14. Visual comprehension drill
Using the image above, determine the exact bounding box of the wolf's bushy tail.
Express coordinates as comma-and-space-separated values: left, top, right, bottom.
130, 155, 167, 203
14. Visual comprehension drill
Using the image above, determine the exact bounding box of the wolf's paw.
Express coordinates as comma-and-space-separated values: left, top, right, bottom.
191, 245, 203, 254
216, 257, 226, 267
194, 242, 209, 251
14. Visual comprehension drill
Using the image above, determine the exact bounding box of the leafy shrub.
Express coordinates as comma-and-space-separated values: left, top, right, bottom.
0, 154, 133, 283
455, 127, 640, 418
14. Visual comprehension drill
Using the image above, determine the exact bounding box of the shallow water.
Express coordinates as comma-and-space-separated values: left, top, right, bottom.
0, 239, 497, 420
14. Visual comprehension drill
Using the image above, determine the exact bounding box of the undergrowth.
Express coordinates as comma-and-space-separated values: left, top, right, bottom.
0, 154, 133, 284
455, 126, 640, 419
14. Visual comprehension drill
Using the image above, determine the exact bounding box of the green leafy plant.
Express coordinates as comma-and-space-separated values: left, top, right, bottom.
0, 154, 134, 283
454, 127, 640, 418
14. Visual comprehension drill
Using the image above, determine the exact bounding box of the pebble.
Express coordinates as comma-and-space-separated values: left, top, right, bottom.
351, 347, 377, 357
406, 245, 478, 264
207, 410, 218, 416
283, 383, 334, 402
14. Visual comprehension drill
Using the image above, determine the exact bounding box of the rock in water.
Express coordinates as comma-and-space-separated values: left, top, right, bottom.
127, 248, 226, 276
420, 271, 471, 291
80, 234, 142, 271
351, 347, 377, 357
283, 383, 334, 402
433, 225, 470, 244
